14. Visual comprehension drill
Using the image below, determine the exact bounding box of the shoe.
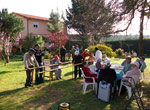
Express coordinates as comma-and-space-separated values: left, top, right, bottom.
56, 78, 60, 80
25, 86, 28, 88
59, 77, 62, 79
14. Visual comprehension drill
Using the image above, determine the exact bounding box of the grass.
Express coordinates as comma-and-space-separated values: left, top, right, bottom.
0, 57, 150, 110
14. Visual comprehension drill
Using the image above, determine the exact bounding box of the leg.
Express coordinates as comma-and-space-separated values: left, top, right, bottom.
39, 63, 44, 83
79, 65, 82, 78
55, 70, 59, 80
58, 69, 62, 79
35, 68, 39, 84
74, 65, 77, 79
25, 69, 32, 87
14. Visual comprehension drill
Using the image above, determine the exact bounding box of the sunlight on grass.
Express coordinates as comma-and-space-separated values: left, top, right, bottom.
0, 57, 149, 110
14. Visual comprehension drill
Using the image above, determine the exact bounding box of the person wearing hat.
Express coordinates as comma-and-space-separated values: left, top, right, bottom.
51, 55, 62, 80
34, 44, 44, 84
81, 49, 92, 61
72, 51, 84, 79
23, 48, 39, 88
123, 56, 132, 74
122, 61, 141, 84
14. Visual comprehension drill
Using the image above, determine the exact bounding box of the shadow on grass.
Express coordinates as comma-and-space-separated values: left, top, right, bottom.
0, 71, 12, 75
64, 71, 73, 77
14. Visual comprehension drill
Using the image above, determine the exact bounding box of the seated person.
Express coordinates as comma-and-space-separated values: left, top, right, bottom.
98, 63, 117, 85
82, 62, 98, 82
122, 61, 141, 85
95, 58, 103, 72
103, 54, 110, 65
88, 61, 97, 74
51, 55, 62, 80
123, 56, 132, 74
88, 53, 96, 64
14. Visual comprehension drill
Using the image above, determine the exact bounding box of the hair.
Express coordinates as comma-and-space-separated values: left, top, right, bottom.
126, 56, 131, 61
140, 56, 145, 61
95, 47, 98, 51
34, 44, 40, 47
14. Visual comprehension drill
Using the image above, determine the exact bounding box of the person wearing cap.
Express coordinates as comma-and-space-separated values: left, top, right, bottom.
34, 44, 44, 84
51, 55, 62, 80
23, 48, 39, 88
95, 47, 102, 62
123, 56, 132, 74
122, 61, 141, 84
81, 49, 92, 61
72, 51, 84, 79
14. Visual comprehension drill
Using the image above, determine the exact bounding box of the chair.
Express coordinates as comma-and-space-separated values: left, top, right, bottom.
80, 68, 97, 95
118, 75, 140, 98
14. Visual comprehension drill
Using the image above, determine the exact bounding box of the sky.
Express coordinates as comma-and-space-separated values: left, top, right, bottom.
0, 0, 150, 35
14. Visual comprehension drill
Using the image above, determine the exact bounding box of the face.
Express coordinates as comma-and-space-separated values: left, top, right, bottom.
140, 58, 144, 61
131, 64, 136, 69
35, 45, 40, 50
126, 58, 131, 63
29, 51, 34, 56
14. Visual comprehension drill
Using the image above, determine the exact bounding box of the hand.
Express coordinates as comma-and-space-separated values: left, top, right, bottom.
37, 66, 40, 68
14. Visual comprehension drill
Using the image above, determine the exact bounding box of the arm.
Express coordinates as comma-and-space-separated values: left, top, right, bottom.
33, 55, 39, 67
23, 54, 28, 68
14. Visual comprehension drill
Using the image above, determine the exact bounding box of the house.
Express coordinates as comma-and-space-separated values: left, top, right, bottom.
12, 12, 67, 38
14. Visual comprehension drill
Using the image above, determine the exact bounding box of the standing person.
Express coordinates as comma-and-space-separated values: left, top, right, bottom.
95, 47, 102, 62
81, 49, 92, 61
34, 44, 44, 84
70, 45, 76, 58
51, 55, 62, 80
75, 45, 79, 53
60, 46, 66, 62
24, 48, 39, 88
72, 51, 84, 79
140, 56, 147, 79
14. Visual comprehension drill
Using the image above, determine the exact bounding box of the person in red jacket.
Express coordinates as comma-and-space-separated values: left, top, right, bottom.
81, 49, 92, 61
82, 62, 98, 82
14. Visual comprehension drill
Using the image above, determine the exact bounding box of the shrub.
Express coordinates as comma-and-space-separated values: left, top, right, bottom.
115, 48, 124, 57
88, 44, 115, 57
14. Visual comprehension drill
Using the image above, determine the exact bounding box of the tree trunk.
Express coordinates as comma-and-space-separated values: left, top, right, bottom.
139, 0, 147, 56
2, 38, 10, 63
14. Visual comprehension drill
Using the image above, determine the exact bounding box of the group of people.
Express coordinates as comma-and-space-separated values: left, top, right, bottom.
23, 44, 62, 88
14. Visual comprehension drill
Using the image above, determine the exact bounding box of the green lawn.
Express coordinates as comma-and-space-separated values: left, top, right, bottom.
0, 57, 150, 110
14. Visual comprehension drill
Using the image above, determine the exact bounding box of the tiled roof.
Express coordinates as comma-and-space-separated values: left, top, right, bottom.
12, 12, 50, 21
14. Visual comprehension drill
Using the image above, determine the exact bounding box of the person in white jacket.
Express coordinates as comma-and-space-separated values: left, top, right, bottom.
95, 47, 102, 61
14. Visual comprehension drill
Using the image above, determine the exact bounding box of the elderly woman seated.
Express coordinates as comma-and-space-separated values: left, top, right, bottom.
82, 62, 98, 82
122, 61, 141, 85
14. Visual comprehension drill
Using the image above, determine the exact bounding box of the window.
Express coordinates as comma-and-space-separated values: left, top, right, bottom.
33, 22, 39, 28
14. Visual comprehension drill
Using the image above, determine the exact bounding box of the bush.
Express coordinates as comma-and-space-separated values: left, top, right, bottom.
115, 48, 124, 58
88, 44, 115, 57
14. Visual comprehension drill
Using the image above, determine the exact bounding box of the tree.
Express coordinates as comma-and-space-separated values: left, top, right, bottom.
65, 0, 117, 44
0, 9, 24, 63
47, 10, 68, 55
113, 0, 150, 56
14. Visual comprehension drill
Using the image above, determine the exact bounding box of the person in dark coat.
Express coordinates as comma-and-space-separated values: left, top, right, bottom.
72, 51, 84, 79
98, 63, 116, 85
60, 46, 66, 62
34, 44, 44, 84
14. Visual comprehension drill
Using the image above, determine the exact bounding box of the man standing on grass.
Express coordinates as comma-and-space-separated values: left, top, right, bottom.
23, 48, 39, 88
34, 44, 44, 84
95, 47, 102, 62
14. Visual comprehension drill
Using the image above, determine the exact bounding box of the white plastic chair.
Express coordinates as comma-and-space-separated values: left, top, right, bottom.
80, 68, 97, 95
118, 75, 140, 98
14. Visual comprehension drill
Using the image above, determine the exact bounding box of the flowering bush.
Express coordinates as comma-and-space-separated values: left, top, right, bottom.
88, 44, 115, 57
